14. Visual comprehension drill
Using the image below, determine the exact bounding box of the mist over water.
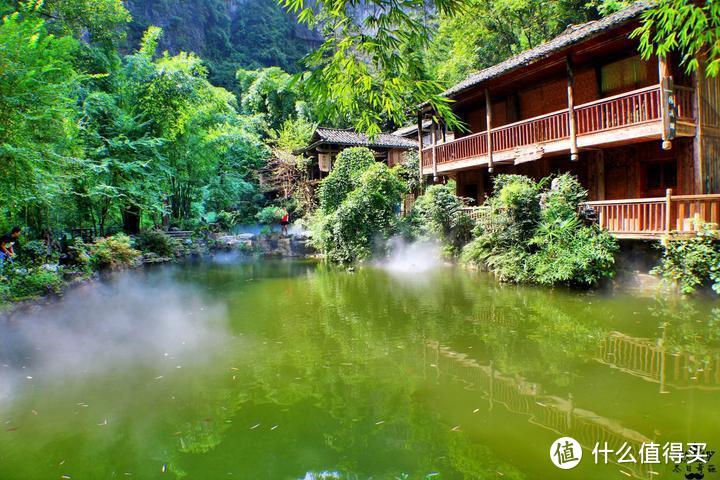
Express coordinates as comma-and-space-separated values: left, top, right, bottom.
375, 237, 445, 274
0, 270, 230, 407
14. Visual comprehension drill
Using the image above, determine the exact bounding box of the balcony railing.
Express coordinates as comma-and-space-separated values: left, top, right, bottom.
421, 85, 695, 170
583, 192, 720, 237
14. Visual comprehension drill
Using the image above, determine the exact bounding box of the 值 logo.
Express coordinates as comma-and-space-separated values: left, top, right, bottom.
550, 436, 583, 469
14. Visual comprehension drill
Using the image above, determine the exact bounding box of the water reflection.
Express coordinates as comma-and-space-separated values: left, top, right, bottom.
0, 260, 718, 479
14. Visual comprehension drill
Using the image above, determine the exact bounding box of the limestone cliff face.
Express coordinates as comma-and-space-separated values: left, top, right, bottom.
124, 0, 322, 86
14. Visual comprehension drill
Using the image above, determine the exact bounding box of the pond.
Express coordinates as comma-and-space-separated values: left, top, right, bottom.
0, 258, 718, 479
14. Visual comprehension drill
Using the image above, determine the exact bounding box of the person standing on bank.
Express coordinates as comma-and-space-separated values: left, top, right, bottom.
0, 226, 21, 271
280, 209, 290, 236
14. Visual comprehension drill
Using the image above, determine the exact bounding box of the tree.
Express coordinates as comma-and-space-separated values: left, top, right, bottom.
310, 147, 406, 264
264, 117, 317, 215
278, 0, 463, 136
634, 0, 720, 77
425, 0, 601, 85
0, 4, 80, 232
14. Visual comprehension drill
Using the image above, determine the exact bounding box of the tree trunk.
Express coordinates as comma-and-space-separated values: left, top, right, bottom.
122, 204, 141, 234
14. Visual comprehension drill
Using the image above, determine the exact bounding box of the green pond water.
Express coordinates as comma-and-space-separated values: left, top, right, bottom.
1, 258, 719, 480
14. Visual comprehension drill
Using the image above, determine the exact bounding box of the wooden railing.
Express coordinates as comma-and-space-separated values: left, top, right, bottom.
421, 85, 695, 169
583, 191, 720, 237
492, 109, 569, 151
675, 85, 695, 121
575, 85, 660, 135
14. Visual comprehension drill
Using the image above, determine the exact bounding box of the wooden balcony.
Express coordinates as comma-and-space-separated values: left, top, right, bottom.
583, 191, 720, 239
461, 192, 720, 239
421, 85, 696, 175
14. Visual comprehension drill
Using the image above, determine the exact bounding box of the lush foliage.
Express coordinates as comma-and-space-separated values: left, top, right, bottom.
0, 4, 269, 238
309, 148, 406, 264
462, 174, 618, 287
425, 0, 603, 84
91, 234, 141, 270
652, 224, 720, 295
255, 206, 286, 225
410, 183, 473, 257
0, 267, 65, 302
634, 0, 720, 77
134, 230, 181, 257
279, 0, 462, 136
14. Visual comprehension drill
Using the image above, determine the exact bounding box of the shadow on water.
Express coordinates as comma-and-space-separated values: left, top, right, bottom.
0, 257, 718, 479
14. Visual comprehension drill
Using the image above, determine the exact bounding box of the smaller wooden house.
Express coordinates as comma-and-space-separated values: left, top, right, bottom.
298, 127, 418, 182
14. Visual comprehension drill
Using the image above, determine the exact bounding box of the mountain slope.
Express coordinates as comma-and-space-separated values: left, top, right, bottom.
124, 0, 322, 87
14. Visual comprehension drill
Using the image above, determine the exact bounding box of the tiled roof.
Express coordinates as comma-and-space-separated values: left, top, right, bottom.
393, 120, 432, 137
314, 127, 418, 149
443, 1, 652, 99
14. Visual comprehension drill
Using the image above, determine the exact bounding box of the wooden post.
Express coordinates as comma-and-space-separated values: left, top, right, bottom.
659, 55, 673, 150
694, 57, 705, 194
431, 117, 438, 181
665, 188, 673, 238
485, 88, 494, 173
417, 111, 424, 182
566, 56, 579, 161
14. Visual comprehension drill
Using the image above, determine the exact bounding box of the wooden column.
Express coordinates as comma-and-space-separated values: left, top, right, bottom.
566, 56, 579, 161
665, 187, 673, 238
658, 55, 673, 150
485, 88, 494, 173
694, 57, 706, 194
431, 117, 438, 181
417, 111, 424, 182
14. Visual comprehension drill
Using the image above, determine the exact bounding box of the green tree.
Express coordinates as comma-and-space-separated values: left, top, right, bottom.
310, 147, 406, 264
0, 4, 80, 232
279, 0, 462, 136
426, 0, 601, 85
634, 0, 720, 77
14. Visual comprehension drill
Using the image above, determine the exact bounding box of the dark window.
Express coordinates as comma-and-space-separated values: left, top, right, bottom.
645, 161, 676, 194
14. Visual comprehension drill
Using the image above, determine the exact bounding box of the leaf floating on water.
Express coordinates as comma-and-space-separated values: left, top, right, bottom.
32, 410, 38, 415
98, 419, 108, 426
451, 425, 461, 432
473, 409, 480, 413
155, 376, 164, 380
6, 427, 18, 432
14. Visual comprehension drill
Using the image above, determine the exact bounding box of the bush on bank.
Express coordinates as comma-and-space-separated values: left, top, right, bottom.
652, 223, 720, 295
461, 173, 618, 287
409, 182, 474, 257
309, 147, 406, 264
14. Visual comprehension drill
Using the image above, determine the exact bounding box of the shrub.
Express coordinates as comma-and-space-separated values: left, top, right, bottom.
411, 183, 473, 256
17, 239, 50, 266
134, 230, 180, 257
255, 206, 285, 226
462, 173, 618, 287
2, 267, 65, 301
652, 223, 720, 294
91, 234, 140, 270
216, 210, 243, 230
317, 147, 376, 213
60, 237, 92, 271
310, 161, 406, 264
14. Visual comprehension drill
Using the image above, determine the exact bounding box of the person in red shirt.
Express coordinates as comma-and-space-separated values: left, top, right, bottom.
280, 210, 290, 236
